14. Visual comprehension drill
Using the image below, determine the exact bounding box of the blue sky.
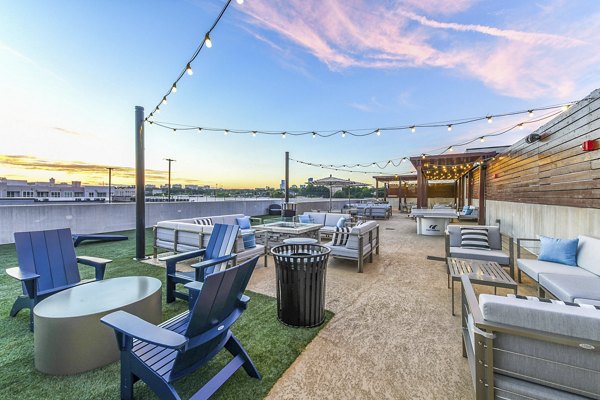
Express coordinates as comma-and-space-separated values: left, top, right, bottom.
1, 0, 599, 188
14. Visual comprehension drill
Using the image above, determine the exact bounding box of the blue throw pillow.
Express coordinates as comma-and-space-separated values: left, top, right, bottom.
242, 234, 256, 249
298, 215, 312, 223
462, 205, 469, 213
336, 217, 346, 228
236, 216, 251, 229
464, 208, 473, 215
538, 236, 578, 266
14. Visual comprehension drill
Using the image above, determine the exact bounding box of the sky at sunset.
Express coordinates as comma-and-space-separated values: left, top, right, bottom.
1, 0, 600, 188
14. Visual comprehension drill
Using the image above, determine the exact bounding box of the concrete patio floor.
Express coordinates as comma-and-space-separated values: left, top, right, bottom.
247, 213, 537, 400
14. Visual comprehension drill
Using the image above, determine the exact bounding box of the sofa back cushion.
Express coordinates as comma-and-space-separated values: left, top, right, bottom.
304, 212, 325, 225
323, 213, 350, 227
346, 221, 378, 250
578, 235, 600, 276
447, 225, 501, 250
479, 294, 600, 397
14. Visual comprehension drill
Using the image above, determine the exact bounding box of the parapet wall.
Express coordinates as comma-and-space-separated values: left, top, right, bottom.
0, 199, 355, 244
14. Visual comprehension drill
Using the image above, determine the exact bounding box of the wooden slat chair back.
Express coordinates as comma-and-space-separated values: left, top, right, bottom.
201, 223, 239, 278
7, 227, 111, 330
15, 229, 81, 295
101, 256, 261, 400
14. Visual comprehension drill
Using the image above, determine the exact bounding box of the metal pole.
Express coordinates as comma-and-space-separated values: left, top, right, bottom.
107, 167, 113, 203
285, 151, 289, 204
135, 106, 146, 260
164, 158, 175, 202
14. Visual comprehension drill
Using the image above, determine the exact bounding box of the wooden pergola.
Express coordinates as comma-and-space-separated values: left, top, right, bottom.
373, 174, 417, 210
409, 152, 497, 224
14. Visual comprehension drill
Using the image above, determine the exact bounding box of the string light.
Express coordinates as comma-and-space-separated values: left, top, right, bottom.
162, 97, 168, 105
518, 123, 524, 130
487, 116, 493, 124
198, 127, 202, 132
224, 129, 229, 135
528, 110, 534, 117
376, 129, 381, 136
252, 131, 257, 137
447, 124, 452, 131
236, 0, 243, 4
411, 126, 416, 133
341, 131, 346, 138
145, 0, 236, 120
480, 136, 485, 142
448, 146, 454, 152
312, 132, 316, 139
282, 132, 286, 139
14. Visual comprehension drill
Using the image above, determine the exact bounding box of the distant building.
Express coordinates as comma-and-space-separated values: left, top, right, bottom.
0, 177, 108, 201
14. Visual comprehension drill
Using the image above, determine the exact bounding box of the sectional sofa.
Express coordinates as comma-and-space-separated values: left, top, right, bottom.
516, 235, 600, 305
299, 212, 351, 241
323, 220, 380, 273
153, 214, 268, 266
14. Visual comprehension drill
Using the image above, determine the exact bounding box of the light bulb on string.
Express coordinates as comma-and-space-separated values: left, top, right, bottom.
312, 132, 316, 139
448, 146, 454, 152
224, 129, 229, 136
518, 123, 524, 130
252, 131, 256, 137
186, 63, 193, 75
341, 131, 346, 138
282, 132, 286, 139
376, 129, 381, 136
411, 126, 416, 133
487, 116, 493, 124
162, 97, 168, 105
528, 110, 534, 117
171, 83, 177, 93
236, 0, 243, 4
447, 124, 452, 131
480, 136, 485, 142
198, 128, 202, 133
205, 33, 212, 48
155, 107, 160, 114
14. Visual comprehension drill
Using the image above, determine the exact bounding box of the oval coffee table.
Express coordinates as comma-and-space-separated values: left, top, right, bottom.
34, 276, 162, 375
283, 237, 319, 245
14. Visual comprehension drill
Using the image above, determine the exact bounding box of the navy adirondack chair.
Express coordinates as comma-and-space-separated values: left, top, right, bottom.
101, 256, 261, 400
162, 223, 240, 303
6, 228, 111, 330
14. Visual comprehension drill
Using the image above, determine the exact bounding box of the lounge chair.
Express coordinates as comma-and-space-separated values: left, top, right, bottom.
101, 257, 261, 400
161, 223, 239, 303
6, 228, 111, 330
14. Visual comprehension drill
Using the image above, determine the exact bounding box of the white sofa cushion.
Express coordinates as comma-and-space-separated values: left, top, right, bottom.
538, 274, 600, 303
324, 242, 372, 259
517, 259, 596, 282
346, 221, 378, 250
577, 235, 600, 276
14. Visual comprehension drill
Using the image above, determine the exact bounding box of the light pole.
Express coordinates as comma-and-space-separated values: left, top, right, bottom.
107, 167, 113, 203
164, 158, 176, 202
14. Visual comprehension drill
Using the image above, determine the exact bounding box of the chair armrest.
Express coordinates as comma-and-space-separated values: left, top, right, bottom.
77, 256, 112, 267
5, 267, 40, 281
191, 254, 237, 272
77, 256, 112, 280
159, 249, 206, 263
101, 310, 187, 350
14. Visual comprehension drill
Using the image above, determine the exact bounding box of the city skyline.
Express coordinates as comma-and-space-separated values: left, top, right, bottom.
1, 1, 600, 188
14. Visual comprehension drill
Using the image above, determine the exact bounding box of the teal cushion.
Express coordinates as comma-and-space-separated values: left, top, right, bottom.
298, 215, 312, 223
236, 216, 251, 229
242, 234, 256, 249
462, 205, 469, 213
336, 217, 346, 228
464, 208, 473, 215
538, 236, 578, 266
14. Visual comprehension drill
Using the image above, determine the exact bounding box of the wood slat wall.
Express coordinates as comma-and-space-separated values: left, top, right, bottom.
485, 91, 600, 208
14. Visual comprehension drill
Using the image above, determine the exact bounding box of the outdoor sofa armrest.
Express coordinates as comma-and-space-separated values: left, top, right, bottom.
516, 238, 540, 259
249, 217, 262, 224
101, 310, 187, 350
6, 267, 40, 282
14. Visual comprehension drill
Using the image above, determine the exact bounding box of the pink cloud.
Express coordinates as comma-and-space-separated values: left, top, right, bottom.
239, 0, 599, 99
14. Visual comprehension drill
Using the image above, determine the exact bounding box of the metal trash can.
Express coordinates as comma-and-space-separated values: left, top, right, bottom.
271, 244, 330, 327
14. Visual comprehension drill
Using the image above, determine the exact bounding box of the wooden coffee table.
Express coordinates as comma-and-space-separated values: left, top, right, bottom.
447, 257, 517, 315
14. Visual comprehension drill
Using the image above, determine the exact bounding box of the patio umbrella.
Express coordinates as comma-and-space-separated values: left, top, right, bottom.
311, 175, 370, 212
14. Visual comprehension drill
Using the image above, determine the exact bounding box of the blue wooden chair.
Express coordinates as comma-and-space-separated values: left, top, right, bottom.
6, 228, 111, 330
101, 256, 261, 400
161, 223, 240, 303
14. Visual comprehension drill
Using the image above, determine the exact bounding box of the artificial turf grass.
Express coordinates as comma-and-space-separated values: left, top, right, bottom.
0, 229, 332, 399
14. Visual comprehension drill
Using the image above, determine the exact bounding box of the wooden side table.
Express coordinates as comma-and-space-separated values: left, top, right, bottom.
447, 257, 517, 315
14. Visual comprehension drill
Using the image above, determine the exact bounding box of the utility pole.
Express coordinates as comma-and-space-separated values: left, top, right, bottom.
134, 106, 146, 260
107, 167, 113, 203
164, 158, 176, 202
